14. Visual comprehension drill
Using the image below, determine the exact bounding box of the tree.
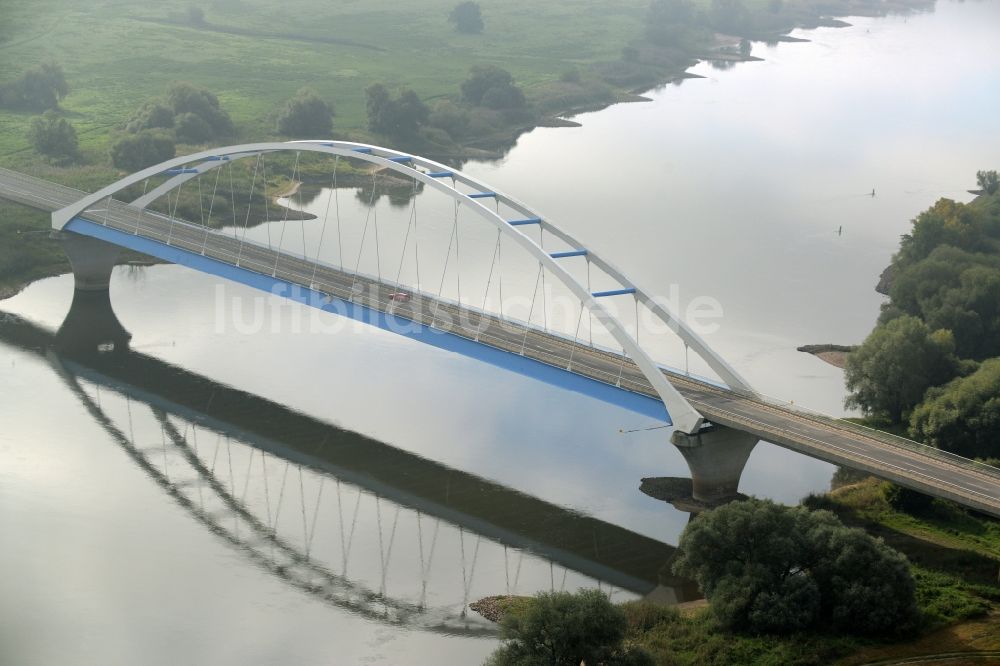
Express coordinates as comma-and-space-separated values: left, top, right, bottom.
449, 1, 484, 34
909, 358, 1000, 458
486, 589, 652, 666
844, 315, 958, 423
977, 169, 999, 195
174, 112, 214, 144
110, 130, 175, 172
894, 198, 988, 270
27, 110, 78, 162
365, 84, 428, 140
460, 65, 525, 109
0, 62, 69, 112
428, 100, 469, 137
276, 87, 334, 137
887, 247, 1000, 361
166, 82, 234, 136
672, 498, 917, 636
125, 101, 175, 133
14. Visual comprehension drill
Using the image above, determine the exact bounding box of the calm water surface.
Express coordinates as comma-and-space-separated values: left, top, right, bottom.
2, 2, 999, 663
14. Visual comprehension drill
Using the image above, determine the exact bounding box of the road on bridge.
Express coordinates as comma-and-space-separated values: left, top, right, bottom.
2, 166, 999, 517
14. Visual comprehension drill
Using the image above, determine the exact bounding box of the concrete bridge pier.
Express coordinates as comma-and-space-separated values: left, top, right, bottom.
670, 425, 758, 504
55, 232, 131, 354
58, 231, 120, 291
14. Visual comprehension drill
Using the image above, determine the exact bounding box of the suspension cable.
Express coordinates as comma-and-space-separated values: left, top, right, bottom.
616, 347, 628, 387
133, 179, 150, 233
393, 185, 418, 287
372, 172, 383, 283
349, 171, 379, 298
228, 161, 238, 239
634, 294, 640, 347
334, 157, 344, 270
260, 156, 273, 249
166, 178, 184, 246
237, 154, 263, 266
586, 259, 593, 345
567, 300, 585, 371
437, 206, 458, 299
412, 178, 422, 291
480, 229, 501, 314
310, 157, 337, 288
272, 151, 301, 276
201, 164, 223, 255
520, 263, 543, 355
538, 223, 547, 331
453, 196, 463, 305
197, 170, 205, 227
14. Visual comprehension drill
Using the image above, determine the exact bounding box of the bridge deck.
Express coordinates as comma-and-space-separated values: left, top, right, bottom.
2, 166, 999, 517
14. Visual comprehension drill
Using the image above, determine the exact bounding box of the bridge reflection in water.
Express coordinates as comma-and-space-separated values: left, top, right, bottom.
0, 303, 697, 637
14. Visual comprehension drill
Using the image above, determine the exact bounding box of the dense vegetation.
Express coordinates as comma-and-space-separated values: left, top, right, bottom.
845, 181, 1000, 458
27, 110, 79, 164
487, 589, 653, 666
484, 491, 999, 665
276, 87, 334, 137
672, 498, 918, 635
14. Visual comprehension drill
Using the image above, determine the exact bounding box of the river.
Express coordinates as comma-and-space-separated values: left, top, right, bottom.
2, 1, 999, 663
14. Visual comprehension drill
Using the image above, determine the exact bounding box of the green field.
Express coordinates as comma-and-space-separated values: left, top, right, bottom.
0, 0, 658, 165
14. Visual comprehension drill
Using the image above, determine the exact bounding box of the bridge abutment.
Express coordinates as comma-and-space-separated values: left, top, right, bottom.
58, 231, 120, 291
670, 425, 758, 504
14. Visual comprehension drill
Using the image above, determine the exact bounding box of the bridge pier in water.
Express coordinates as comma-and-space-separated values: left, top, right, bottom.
59, 231, 120, 291
55, 231, 131, 354
670, 425, 758, 505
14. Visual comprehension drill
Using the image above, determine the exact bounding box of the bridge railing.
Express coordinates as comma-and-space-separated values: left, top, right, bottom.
753, 391, 1000, 482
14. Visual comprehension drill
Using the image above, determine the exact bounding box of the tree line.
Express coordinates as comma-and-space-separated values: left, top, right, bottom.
12, 59, 533, 170
845, 174, 1000, 460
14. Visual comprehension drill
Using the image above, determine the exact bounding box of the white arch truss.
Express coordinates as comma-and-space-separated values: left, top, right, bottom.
53, 141, 755, 434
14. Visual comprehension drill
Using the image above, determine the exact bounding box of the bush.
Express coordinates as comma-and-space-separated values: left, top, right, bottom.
909, 358, 1000, 458
111, 130, 175, 172
428, 100, 470, 137
27, 110, 79, 163
174, 112, 214, 144
844, 315, 959, 423
125, 101, 175, 133
486, 589, 652, 666
449, 1, 484, 33
166, 81, 234, 136
0, 62, 69, 112
460, 65, 525, 109
977, 169, 999, 195
672, 498, 918, 636
276, 87, 334, 137
365, 84, 428, 140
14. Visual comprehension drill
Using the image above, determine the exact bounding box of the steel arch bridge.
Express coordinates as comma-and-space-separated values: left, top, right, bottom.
51, 140, 755, 435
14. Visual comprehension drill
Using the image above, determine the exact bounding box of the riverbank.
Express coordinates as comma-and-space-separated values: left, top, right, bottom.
798, 343, 856, 369
472, 477, 1000, 664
